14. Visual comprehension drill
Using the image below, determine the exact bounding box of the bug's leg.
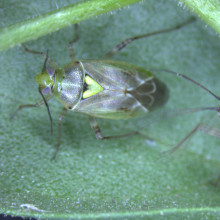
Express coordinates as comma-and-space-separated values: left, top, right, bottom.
68, 24, 79, 61
23, 44, 46, 57
104, 17, 196, 58
163, 123, 220, 185
212, 175, 220, 187
23, 44, 58, 68
163, 123, 202, 154
199, 124, 220, 138
51, 108, 67, 160
199, 125, 220, 187
163, 123, 220, 154
88, 116, 153, 140
11, 100, 44, 120
200, 124, 220, 186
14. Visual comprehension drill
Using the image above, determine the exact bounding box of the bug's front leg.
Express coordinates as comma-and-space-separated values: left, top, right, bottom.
22, 44, 58, 69
23, 44, 47, 57
88, 116, 151, 140
11, 100, 45, 120
68, 24, 80, 61
51, 108, 67, 160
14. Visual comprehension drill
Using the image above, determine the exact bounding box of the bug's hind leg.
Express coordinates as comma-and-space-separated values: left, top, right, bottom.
212, 175, 220, 187
88, 116, 153, 140
162, 123, 220, 186
200, 125, 220, 187
103, 17, 196, 59
163, 123, 220, 155
51, 108, 67, 160
199, 124, 220, 138
68, 24, 80, 61
162, 123, 202, 155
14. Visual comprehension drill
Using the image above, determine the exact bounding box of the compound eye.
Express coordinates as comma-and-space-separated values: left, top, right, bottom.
41, 86, 51, 96
47, 67, 54, 76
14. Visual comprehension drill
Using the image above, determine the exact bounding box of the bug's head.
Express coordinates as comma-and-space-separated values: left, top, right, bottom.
35, 66, 55, 96
34, 51, 55, 97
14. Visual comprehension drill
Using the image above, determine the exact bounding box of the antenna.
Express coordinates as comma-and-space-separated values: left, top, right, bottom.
39, 51, 53, 135
42, 50, 49, 72
39, 88, 53, 135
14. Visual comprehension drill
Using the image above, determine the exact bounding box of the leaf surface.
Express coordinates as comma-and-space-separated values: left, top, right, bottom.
0, 0, 220, 219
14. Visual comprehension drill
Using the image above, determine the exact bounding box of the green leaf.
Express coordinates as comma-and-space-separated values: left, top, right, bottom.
0, 0, 220, 219
0, 0, 142, 52
180, 0, 220, 34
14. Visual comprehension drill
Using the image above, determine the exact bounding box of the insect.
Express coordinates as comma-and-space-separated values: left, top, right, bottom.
12, 17, 220, 160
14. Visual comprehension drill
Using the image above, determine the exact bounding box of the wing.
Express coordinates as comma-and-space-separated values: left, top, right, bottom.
74, 89, 149, 119
73, 60, 167, 119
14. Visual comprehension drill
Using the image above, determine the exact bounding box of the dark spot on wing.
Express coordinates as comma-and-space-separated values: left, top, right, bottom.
118, 107, 130, 112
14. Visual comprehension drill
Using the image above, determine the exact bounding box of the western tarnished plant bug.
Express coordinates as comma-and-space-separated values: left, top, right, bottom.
12, 17, 220, 160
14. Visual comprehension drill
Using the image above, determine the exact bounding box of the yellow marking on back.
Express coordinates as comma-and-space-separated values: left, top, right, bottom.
83, 75, 103, 99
